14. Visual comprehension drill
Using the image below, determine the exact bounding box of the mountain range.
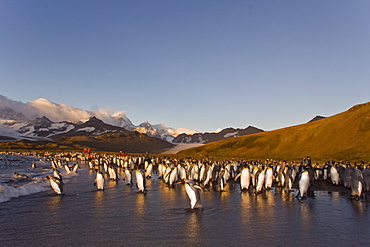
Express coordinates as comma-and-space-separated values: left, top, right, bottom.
0, 94, 266, 153
0, 94, 198, 142
173, 126, 264, 144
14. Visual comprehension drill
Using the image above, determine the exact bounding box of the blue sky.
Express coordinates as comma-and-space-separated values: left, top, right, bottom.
1, 1, 370, 132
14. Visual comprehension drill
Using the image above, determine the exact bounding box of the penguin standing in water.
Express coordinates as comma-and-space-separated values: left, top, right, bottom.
145, 162, 153, 179
94, 171, 105, 190
182, 179, 203, 210
254, 167, 265, 194
71, 163, 79, 173
64, 164, 72, 174
297, 168, 310, 199
264, 165, 274, 190
53, 168, 63, 182
305, 157, 315, 185
47, 175, 64, 195
123, 168, 132, 185
284, 170, 294, 192
135, 169, 146, 193
363, 165, 370, 192
108, 165, 118, 181
235, 165, 251, 191
342, 163, 353, 188
168, 167, 178, 187
218, 167, 227, 192
330, 164, 340, 185
350, 166, 364, 199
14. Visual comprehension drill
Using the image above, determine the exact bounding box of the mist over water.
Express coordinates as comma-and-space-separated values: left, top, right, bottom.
0, 155, 369, 246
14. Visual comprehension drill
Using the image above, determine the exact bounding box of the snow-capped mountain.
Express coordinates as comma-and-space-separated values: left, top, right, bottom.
50, 116, 127, 139
3, 116, 76, 139
0, 94, 197, 141
132, 121, 199, 142
172, 126, 264, 144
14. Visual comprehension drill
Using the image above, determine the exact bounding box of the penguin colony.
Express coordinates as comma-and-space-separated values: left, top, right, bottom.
44, 153, 370, 207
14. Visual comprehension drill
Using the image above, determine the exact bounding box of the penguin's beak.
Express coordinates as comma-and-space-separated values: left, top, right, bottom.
177, 179, 186, 184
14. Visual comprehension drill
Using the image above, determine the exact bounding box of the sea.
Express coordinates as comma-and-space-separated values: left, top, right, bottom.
0, 153, 369, 246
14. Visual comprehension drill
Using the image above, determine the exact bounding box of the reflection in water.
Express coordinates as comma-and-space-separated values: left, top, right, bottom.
107, 179, 118, 189
93, 190, 105, 217
220, 191, 230, 209
255, 190, 276, 231
351, 199, 366, 216
299, 200, 313, 233
240, 191, 253, 232
47, 194, 63, 211
330, 191, 341, 205
278, 188, 297, 202
134, 193, 147, 218
46, 195, 63, 225
185, 210, 203, 244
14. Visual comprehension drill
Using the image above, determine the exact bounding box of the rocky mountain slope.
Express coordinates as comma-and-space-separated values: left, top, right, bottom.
173, 126, 264, 144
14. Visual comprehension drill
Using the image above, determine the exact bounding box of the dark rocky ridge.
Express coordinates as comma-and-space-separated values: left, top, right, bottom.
173, 125, 264, 144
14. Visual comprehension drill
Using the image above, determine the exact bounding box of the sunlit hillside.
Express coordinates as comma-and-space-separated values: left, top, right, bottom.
178, 102, 370, 162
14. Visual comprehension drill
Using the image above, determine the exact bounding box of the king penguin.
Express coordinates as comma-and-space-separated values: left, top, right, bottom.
108, 165, 118, 181
264, 165, 274, 190
135, 169, 146, 193
330, 164, 340, 185
123, 168, 132, 185
64, 164, 72, 174
235, 165, 251, 191
350, 166, 364, 199
218, 167, 227, 192
71, 163, 79, 173
94, 171, 105, 190
183, 179, 203, 209
53, 168, 63, 182
363, 165, 370, 192
297, 168, 310, 199
255, 167, 265, 194
145, 162, 153, 179
47, 175, 64, 195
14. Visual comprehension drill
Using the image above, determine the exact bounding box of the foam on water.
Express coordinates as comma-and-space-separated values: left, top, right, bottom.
0, 154, 80, 203
0, 181, 50, 203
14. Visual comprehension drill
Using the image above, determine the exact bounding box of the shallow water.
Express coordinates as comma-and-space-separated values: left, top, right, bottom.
0, 156, 369, 246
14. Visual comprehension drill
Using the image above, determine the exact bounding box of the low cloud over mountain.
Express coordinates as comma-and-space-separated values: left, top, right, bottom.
0, 94, 197, 141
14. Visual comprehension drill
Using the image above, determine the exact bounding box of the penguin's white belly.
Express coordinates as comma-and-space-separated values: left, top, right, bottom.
299, 173, 310, 197
265, 169, 273, 188
185, 184, 198, 209
240, 169, 250, 189
256, 173, 265, 192
50, 180, 62, 194
136, 172, 145, 192
96, 174, 104, 190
